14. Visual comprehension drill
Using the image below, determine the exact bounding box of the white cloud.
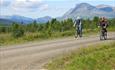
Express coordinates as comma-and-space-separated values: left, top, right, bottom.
0, 0, 48, 11
12, 0, 41, 8
0, 0, 11, 7
11, 0, 47, 10
40, 4, 48, 11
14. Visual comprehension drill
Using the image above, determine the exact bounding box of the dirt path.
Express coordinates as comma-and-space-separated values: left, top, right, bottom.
0, 32, 115, 70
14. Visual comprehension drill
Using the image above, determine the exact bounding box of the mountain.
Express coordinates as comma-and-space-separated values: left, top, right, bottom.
62, 3, 115, 19
0, 18, 13, 26
0, 15, 52, 25
36, 16, 52, 23
96, 5, 114, 12
0, 15, 34, 24
98, 7, 113, 12
10, 15, 34, 24
96, 4, 111, 8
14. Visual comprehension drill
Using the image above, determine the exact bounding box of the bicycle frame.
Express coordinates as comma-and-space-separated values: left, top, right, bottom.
75, 27, 82, 38
100, 28, 107, 40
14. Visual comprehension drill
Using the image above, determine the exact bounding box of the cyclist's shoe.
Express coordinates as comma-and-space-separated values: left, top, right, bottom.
75, 35, 77, 38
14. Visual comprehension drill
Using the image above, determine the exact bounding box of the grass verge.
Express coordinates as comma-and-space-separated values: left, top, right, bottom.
0, 28, 114, 46
46, 42, 115, 70
0, 30, 96, 46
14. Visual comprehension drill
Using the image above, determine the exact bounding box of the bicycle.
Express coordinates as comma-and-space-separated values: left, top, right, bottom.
75, 27, 82, 38
100, 28, 107, 40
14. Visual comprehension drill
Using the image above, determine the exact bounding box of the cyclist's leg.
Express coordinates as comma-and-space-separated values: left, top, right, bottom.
80, 28, 82, 37
78, 27, 80, 37
100, 28, 103, 40
104, 28, 107, 40
75, 28, 78, 38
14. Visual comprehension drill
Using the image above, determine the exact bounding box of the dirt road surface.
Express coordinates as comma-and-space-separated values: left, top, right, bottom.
0, 32, 115, 70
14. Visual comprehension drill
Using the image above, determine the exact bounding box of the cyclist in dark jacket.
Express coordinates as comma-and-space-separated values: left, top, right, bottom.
98, 17, 109, 32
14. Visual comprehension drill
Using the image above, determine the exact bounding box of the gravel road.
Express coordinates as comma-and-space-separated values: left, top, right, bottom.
0, 32, 115, 70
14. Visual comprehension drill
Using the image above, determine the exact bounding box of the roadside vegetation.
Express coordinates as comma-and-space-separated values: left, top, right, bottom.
46, 42, 115, 70
0, 17, 115, 46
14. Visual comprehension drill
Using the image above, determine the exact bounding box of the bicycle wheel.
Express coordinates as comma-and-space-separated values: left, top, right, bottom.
75, 30, 78, 38
75, 29, 80, 38
100, 31, 103, 40
100, 34, 103, 40
104, 32, 107, 40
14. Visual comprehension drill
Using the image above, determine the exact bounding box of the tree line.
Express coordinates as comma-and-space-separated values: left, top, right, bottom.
0, 17, 115, 38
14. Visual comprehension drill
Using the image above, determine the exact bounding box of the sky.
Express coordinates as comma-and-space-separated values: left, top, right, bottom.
0, 0, 115, 18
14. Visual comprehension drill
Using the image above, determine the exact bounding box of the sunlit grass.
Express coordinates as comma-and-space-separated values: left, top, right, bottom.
46, 42, 115, 70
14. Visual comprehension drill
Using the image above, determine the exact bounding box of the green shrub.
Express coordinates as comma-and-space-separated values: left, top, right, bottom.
12, 29, 24, 38
61, 31, 74, 36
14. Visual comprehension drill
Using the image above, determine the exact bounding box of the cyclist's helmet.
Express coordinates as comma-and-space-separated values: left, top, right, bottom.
100, 17, 106, 22
77, 16, 81, 20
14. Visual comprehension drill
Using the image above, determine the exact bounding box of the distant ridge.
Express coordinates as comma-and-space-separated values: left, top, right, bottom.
0, 15, 52, 25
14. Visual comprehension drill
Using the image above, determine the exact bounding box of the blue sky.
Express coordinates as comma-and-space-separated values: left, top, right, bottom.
0, 0, 115, 18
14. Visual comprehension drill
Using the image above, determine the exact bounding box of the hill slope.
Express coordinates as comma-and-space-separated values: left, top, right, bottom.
62, 3, 115, 19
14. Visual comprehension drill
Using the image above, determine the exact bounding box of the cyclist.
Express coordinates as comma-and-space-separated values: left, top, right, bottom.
99, 17, 108, 32
98, 17, 109, 40
73, 16, 83, 38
